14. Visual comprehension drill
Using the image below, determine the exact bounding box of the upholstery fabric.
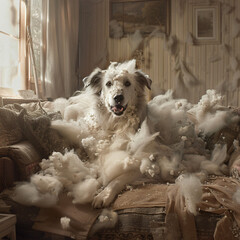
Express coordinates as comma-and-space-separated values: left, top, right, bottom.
0, 141, 41, 180
0, 157, 16, 192
166, 177, 240, 240
33, 194, 101, 240
3, 102, 71, 158
0, 108, 23, 147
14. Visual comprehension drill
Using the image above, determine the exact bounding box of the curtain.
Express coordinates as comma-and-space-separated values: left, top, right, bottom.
41, 0, 80, 99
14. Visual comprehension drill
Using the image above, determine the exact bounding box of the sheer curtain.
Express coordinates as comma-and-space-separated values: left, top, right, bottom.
41, 0, 80, 99
0, 0, 21, 92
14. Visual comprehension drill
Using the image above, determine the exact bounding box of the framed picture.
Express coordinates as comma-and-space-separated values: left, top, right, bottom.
191, 3, 221, 44
109, 0, 170, 38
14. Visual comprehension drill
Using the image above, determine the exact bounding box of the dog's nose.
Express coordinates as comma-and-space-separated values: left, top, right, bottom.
114, 95, 124, 103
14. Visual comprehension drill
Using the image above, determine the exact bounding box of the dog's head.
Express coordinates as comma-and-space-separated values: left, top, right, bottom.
83, 60, 152, 116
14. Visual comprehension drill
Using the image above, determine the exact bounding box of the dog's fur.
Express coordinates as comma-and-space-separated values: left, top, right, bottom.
51, 60, 154, 207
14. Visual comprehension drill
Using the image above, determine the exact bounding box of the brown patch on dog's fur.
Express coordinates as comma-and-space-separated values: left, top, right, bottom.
135, 71, 152, 90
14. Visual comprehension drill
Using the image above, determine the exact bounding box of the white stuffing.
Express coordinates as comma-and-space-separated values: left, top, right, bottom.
13, 60, 240, 211
89, 209, 118, 236
107, 59, 137, 76
60, 217, 71, 230
98, 209, 118, 224
15, 87, 238, 207
127, 119, 159, 155
176, 174, 202, 215
187, 90, 239, 136
30, 174, 63, 195
13, 182, 60, 207
198, 111, 233, 136
72, 178, 100, 204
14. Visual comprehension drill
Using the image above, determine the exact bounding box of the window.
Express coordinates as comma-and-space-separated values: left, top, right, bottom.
0, 0, 27, 95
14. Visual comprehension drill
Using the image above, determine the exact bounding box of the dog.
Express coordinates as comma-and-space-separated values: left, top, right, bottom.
51, 59, 156, 208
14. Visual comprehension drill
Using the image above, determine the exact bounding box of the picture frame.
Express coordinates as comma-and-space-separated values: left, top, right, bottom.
109, 0, 170, 38
191, 3, 221, 44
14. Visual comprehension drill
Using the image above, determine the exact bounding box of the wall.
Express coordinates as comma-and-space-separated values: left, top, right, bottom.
79, 0, 109, 88
108, 0, 240, 106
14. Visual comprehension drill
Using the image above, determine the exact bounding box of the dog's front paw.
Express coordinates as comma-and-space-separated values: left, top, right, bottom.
92, 188, 115, 208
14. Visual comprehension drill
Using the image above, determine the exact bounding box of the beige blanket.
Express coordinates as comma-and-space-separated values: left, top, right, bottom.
33, 177, 240, 239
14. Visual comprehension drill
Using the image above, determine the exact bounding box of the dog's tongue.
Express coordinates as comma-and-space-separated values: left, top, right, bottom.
113, 105, 124, 113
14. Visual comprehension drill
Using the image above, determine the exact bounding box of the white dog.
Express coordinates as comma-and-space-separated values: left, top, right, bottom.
51, 60, 156, 208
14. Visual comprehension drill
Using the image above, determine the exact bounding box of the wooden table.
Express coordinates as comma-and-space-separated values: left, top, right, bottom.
0, 214, 16, 240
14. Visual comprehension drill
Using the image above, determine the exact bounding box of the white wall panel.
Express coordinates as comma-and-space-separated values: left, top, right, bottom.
108, 0, 240, 106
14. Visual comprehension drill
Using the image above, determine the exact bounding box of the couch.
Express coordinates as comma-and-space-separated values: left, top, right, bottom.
1, 100, 240, 240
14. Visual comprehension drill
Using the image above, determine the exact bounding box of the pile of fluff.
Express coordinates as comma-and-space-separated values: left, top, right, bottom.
13, 87, 239, 209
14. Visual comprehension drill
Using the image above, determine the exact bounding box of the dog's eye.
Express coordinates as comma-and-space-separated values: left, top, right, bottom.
124, 81, 131, 87
106, 81, 112, 87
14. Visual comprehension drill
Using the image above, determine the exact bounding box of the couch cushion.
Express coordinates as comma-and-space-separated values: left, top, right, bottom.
0, 108, 23, 147
16, 106, 71, 158
0, 141, 41, 180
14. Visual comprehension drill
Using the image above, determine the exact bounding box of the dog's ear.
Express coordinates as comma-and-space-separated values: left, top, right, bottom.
135, 71, 152, 90
83, 68, 103, 93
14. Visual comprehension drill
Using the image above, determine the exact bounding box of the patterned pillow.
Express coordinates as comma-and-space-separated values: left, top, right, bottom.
0, 108, 23, 147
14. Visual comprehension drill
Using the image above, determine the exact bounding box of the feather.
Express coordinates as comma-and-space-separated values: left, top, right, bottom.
180, 59, 199, 88
232, 18, 240, 38
186, 32, 195, 45
128, 30, 143, 54
230, 56, 239, 71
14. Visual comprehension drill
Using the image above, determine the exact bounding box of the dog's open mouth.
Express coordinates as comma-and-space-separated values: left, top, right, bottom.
110, 104, 127, 116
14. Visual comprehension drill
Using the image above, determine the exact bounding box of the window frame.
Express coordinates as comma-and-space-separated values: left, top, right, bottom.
19, 0, 28, 90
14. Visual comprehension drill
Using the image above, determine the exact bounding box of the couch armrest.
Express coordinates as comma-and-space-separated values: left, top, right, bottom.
0, 157, 16, 192
0, 141, 42, 189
